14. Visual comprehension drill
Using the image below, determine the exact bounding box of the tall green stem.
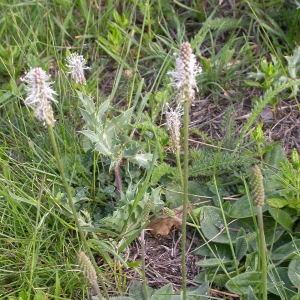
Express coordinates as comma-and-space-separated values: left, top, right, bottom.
175, 150, 184, 187
257, 206, 267, 300
181, 101, 189, 299
47, 126, 109, 299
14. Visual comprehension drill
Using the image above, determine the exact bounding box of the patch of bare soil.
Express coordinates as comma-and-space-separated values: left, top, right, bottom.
125, 229, 200, 290
123, 228, 240, 299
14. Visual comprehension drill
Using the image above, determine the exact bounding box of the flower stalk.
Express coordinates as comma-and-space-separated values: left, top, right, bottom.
168, 42, 201, 299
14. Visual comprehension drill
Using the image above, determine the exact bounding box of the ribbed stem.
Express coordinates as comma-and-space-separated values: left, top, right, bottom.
175, 149, 184, 187
257, 206, 267, 300
47, 126, 109, 299
181, 100, 189, 299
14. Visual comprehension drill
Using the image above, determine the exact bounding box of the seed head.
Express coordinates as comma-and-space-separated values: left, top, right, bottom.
166, 104, 183, 153
251, 165, 265, 207
65, 53, 89, 85
77, 251, 98, 287
168, 42, 202, 102
22, 67, 57, 126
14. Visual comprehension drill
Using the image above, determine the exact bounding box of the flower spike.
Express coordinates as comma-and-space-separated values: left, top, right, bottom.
22, 67, 57, 126
166, 103, 183, 153
168, 42, 202, 102
65, 53, 90, 85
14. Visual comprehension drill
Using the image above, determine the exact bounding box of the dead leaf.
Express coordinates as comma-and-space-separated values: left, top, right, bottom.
146, 206, 184, 237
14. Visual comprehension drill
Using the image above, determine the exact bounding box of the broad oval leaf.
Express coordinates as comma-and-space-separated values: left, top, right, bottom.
235, 236, 248, 261
196, 258, 232, 267
268, 207, 293, 231
226, 271, 261, 295
271, 240, 300, 264
288, 260, 300, 287
266, 198, 288, 208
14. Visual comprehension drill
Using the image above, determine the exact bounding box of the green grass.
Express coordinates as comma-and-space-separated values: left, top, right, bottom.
1, 0, 300, 299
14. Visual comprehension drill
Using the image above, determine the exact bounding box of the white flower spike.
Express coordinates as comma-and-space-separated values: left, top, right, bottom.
23, 67, 57, 107
22, 67, 57, 127
65, 53, 89, 85
168, 42, 202, 102
166, 103, 183, 153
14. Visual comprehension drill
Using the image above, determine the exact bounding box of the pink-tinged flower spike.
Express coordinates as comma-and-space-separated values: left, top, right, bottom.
22, 67, 57, 127
166, 104, 183, 153
168, 42, 202, 103
65, 53, 90, 85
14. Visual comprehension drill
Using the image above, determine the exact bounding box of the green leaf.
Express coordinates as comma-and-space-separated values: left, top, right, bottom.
235, 236, 248, 261
77, 91, 96, 114
127, 261, 140, 268
80, 130, 100, 143
108, 107, 133, 132
149, 283, 173, 300
193, 241, 232, 258
267, 198, 289, 208
18, 291, 30, 300
244, 80, 263, 88
200, 206, 252, 244
8, 191, 37, 206
225, 271, 261, 295
33, 291, 47, 300
96, 99, 110, 120
228, 195, 252, 218
128, 281, 155, 300
88, 239, 128, 267
245, 252, 259, 270
166, 182, 212, 208
118, 222, 149, 253
286, 47, 300, 79
288, 260, 300, 287
94, 132, 113, 156
247, 286, 258, 300
123, 146, 143, 157
267, 267, 295, 298
200, 206, 232, 244
54, 271, 61, 297
268, 207, 293, 231
228, 195, 268, 218
264, 144, 286, 168
195, 258, 232, 267
186, 283, 210, 300
130, 153, 153, 169
271, 240, 300, 264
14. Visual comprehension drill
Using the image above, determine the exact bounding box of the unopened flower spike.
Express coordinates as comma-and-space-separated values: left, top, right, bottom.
65, 53, 90, 85
166, 103, 183, 153
22, 67, 57, 127
251, 165, 265, 207
78, 251, 102, 297
168, 42, 202, 102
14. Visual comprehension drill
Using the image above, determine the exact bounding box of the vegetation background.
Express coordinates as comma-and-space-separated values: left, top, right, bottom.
1, 0, 300, 299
